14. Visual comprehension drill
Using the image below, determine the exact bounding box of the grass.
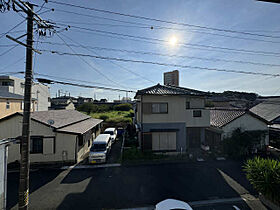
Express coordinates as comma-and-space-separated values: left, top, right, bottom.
89, 110, 133, 124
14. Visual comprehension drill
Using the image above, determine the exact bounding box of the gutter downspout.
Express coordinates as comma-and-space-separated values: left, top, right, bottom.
140, 95, 143, 150
3, 145, 8, 210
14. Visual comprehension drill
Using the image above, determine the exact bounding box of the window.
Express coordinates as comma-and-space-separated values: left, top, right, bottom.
193, 110, 202, 117
6, 101, 10, 109
152, 103, 168, 114
30, 136, 43, 154
186, 101, 190, 109
1, 81, 13, 86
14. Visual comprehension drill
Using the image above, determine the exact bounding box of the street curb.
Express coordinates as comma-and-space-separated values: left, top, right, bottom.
61, 163, 121, 170
189, 197, 244, 207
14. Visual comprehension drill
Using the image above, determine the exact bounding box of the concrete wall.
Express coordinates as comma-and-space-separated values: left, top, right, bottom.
141, 95, 210, 127
0, 115, 86, 164
222, 113, 269, 145
0, 99, 36, 119
142, 122, 187, 152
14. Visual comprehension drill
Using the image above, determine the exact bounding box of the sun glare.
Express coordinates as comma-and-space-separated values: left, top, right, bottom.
169, 36, 178, 46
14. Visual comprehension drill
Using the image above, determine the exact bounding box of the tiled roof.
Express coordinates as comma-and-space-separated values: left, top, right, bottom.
135, 84, 207, 97
31, 110, 90, 128
57, 117, 102, 134
210, 109, 246, 128
250, 100, 280, 122
0, 91, 24, 100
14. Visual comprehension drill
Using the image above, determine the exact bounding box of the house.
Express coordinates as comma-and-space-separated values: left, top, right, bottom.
0, 110, 102, 164
0, 138, 16, 209
0, 91, 37, 119
250, 99, 280, 148
50, 97, 75, 110
0, 75, 50, 111
134, 84, 210, 153
206, 109, 269, 150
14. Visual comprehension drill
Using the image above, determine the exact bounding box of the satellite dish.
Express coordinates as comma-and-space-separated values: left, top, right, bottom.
47, 119, 55, 125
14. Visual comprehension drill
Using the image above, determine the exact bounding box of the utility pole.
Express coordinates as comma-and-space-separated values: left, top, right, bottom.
18, 3, 33, 209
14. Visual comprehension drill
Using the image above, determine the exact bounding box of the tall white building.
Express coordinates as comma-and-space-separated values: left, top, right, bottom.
0, 76, 50, 111
164, 70, 179, 86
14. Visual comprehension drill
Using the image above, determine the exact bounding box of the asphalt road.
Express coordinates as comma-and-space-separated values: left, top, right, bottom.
7, 160, 262, 210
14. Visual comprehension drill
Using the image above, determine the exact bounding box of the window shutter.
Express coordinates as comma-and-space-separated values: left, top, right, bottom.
143, 103, 152, 114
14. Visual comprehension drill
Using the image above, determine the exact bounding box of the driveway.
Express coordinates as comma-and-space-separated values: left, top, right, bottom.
7, 160, 264, 210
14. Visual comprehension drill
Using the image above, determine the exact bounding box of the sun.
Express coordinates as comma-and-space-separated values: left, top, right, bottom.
169, 36, 178, 46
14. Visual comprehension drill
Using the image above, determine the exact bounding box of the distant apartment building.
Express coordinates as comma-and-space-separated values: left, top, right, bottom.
164, 70, 179, 86
0, 76, 50, 111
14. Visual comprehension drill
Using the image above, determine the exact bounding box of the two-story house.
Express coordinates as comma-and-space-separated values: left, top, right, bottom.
0, 91, 36, 119
134, 84, 210, 153
0, 75, 50, 111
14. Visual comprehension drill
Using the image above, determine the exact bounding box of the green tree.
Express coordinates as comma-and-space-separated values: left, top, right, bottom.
113, 103, 133, 111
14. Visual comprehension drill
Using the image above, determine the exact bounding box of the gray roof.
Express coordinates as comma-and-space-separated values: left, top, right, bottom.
250, 100, 280, 122
57, 117, 102, 134
0, 91, 24, 100
135, 84, 207, 98
31, 110, 91, 129
210, 109, 246, 128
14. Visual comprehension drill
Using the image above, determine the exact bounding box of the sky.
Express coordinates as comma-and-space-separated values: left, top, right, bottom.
1, 0, 280, 100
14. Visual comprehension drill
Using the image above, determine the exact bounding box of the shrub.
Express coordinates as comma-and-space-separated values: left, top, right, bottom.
77, 103, 98, 114
99, 114, 109, 121
223, 128, 266, 158
244, 157, 280, 204
114, 103, 132, 111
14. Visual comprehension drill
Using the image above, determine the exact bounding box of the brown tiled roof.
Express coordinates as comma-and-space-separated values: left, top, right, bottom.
57, 117, 102, 134
135, 84, 207, 97
210, 109, 246, 128
31, 110, 90, 128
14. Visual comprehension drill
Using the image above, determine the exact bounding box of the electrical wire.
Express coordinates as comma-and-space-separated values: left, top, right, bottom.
41, 49, 280, 77
52, 19, 280, 44
0, 45, 18, 57
55, 23, 280, 56
48, 1, 280, 39
0, 19, 26, 39
60, 33, 155, 84
37, 41, 280, 67
55, 32, 134, 89
0, 56, 25, 72
36, 77, 136, 93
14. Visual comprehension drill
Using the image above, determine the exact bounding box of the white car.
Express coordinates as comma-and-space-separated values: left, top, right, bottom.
155, 199, 193, 210
103, 127, 117, 143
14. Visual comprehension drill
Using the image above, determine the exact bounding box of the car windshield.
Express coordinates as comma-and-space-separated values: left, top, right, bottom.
90, 143, 106, 152
104, 131, 114, 135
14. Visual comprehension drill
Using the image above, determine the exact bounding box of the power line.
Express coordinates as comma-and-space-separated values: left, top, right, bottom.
54, 23, 280, 56
37, 40, 280, 67
0, 45, 18, 57
52, 19, 280, 44
55, 32, 133, 89
42, 49, 280, 77
48, 1, 280, 39
60, 33, 155, 84
36, 77, 136, 93
0, 56, 25, 72
0, 19, 26, 39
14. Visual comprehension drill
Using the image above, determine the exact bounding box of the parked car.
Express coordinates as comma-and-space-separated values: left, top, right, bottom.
155, 199, 193, 210
89, 134, 111, 164
104, 127, 117, 143
117, 127, 125, 137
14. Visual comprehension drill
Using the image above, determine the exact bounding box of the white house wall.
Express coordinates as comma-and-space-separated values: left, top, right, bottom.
222, 114, 269, 145
0, 115, 78, 164
141, 95, 210, 127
